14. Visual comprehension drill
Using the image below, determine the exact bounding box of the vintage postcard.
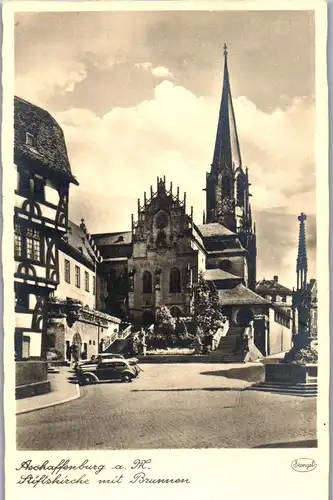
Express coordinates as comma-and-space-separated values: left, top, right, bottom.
2, 1, 329, 499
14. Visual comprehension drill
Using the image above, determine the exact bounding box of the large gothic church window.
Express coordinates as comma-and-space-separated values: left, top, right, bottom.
222, 176, 232, 198
169, 267, 181, 293
236, 174, 246, 206
143, 270, 152, 293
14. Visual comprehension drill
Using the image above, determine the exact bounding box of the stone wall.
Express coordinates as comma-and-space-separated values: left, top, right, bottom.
16, 361, 50, 398
16, 360, 48, 386
47, 311, 121, 361
268, 308, 292, 355
128, 248, 196, 321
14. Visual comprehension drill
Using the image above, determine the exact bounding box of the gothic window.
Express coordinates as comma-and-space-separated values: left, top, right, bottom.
26, 228, 41, 262
14, 222, 22, 258
143, 270, 152, 293
236, 175, 246, 206
170, 306, 182, 318
169, 267, 181, 293
85, 271, 89, 292
64, 259, 71, 283
93, 276, 96, 295
222, 176, 232, 198
75, 265, 81, 288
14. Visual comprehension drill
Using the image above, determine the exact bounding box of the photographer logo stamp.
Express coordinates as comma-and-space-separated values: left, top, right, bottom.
291, 459, 317, 473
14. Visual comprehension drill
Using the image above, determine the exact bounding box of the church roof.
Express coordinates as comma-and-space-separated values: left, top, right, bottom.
211, 45, 242, 171
196, 222, 236, 238
92, 231, 132, 246
256, 278, 292, 294
204, 268, 241, 281
61, 220, 97, 266
218, 284, 270, 306
14, 96, 78, 184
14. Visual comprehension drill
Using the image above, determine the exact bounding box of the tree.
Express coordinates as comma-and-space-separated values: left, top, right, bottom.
156, 306, 176, 336
193, 271, 225, 335
146, 306, 177, 348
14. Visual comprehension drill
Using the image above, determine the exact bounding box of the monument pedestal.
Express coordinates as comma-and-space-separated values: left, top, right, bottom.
248, 363, 317, 397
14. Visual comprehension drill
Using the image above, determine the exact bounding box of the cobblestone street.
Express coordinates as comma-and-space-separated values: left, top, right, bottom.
17, 364, 316, 450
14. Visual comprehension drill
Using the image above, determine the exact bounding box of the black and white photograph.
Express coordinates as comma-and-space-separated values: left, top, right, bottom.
3, 1, 328, 475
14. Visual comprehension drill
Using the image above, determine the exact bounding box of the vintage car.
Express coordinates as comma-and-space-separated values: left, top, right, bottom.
76, 358, 141, 385
74, 353, 124, 371
74, 353, 138, 373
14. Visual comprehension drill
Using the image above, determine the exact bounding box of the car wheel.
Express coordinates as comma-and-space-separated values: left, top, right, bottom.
121, 373, 132, 383
83, 374, 96, 385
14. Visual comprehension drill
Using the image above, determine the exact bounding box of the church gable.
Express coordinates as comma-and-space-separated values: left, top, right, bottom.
132, 176, 193, 256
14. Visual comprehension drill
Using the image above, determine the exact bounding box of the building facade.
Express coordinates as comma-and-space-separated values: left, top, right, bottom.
14, 98, 123, 396
14, 96, 78, 362
48, 219, 121, 362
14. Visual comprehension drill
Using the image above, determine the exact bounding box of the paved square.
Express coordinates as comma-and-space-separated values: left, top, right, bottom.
17, 364, 316, 450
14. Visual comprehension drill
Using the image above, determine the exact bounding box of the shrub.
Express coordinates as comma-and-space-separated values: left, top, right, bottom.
282, 345, 318, 365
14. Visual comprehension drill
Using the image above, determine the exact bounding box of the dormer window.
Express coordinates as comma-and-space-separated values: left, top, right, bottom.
25, 132, 36, 148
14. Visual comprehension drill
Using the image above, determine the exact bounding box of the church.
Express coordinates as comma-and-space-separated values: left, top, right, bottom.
93, 46, 292, 358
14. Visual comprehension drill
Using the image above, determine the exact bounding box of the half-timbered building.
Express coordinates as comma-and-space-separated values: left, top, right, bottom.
14, 96, 78, 365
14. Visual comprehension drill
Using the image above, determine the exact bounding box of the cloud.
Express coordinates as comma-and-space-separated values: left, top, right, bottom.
151, 66, 174, 78
54, 80, 315, 288
16, 61, 87, 104
135, 62, 174, 79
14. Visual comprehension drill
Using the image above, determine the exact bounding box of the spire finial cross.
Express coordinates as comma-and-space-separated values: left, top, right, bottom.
223, 43, 228, 57
298, 212, 307, 223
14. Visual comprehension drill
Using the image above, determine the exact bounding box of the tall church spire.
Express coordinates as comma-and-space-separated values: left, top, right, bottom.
211, 43, 242, 172
296, 212, 308, 290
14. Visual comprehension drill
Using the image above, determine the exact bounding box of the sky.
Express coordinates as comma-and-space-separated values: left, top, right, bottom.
14, 9, 316, 289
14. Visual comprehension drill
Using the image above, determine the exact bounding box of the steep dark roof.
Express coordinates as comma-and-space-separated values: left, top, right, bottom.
204, 269, 241, 281
62, 221, 96, 266
196, 222, 236, 238
256, 279, 292, 294
92, 231, 132, 245
218, 284, 270, 306
211, 47, 242, 171
14, 96, 78, 184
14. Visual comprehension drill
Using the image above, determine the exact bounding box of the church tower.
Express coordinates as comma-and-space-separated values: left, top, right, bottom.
205, 44, 257, 289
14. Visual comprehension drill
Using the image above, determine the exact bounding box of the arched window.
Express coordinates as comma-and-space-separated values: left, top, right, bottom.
170, 306, 182, 318
236, 308, 254, 327
222, 176, 232, 198
219, 260, 232, 273
169, 268, 181, 293
143, 270, 152, 293
236, 174, 246, 206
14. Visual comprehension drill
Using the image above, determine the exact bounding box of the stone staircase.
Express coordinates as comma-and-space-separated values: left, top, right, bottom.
103, 324, 132, 354
212, 325, 246, 363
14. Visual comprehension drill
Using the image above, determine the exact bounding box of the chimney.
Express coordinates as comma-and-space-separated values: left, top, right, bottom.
273, 275, 278, 283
